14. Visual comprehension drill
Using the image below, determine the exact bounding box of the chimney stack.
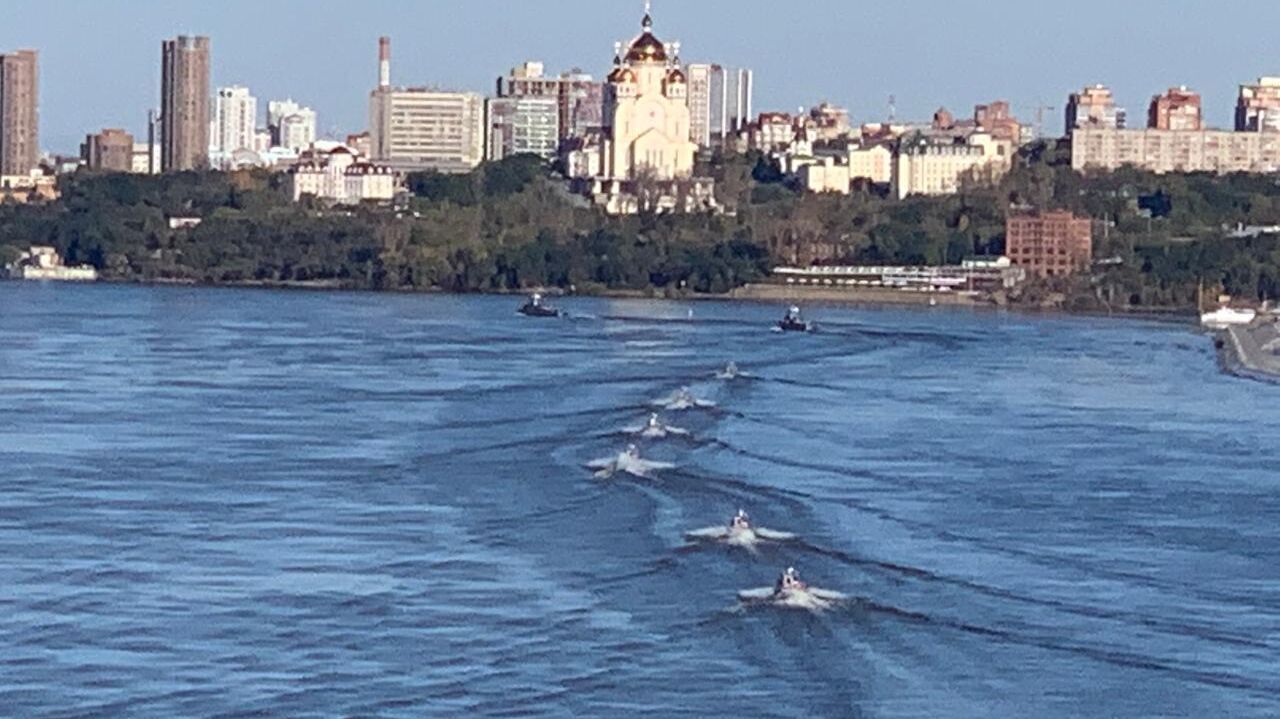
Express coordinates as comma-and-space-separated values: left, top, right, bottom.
378, 36, 390, 88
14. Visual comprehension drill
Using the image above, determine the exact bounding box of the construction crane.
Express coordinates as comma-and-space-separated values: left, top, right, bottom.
1019, 103, 1057, 139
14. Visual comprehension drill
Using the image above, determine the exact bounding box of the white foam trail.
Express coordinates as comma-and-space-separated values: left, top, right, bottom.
587, 450, 674, 479
652, 388, 715, 411
737, 585, 846, 613
684, 524, 795, 551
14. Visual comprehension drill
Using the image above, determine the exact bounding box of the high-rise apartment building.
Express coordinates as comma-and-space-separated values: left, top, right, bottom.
1148, 86, 1201, 130
80, 128, 134, 172
1235, 77, 1280, 132
487, 96, 559, 160
368, 38, 485, 172
214, 86, 257, 153
1005, 211, 1093, 278
685, 63, 713, 147
268, 99, 317, 150
0, 49, 39, 176
1066, 84, 1122, 130
161, 36, 210, 171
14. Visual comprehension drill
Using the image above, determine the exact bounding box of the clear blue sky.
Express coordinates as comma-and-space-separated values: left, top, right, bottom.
4, 0, 1280, 152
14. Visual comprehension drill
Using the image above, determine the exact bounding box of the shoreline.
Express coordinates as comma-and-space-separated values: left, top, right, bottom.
4, 275, 1199, 323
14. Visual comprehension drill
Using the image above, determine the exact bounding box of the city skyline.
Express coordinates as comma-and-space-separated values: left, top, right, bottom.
6, 0, 1280, 151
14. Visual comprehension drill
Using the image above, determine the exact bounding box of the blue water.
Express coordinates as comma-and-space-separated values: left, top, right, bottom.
1, 282, 1277, 718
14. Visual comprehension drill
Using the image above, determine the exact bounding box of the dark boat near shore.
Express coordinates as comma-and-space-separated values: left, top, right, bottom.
777, 306, 811, 332
518, 293, 561, 318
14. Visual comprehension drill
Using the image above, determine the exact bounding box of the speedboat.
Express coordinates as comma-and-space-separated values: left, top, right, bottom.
518, 293, 560, 318
685, 509, 795, 550
714, 362, 746, 380
777, 306, 811, 332
585, 443, 674, 479
626, 413, 689, 439
738, 567, 847, 612
653, 386, 715, 411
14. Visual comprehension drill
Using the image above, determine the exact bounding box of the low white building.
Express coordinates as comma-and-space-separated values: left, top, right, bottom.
798, 157, 850, 194
5, 246, 97, 281
286, 147, 396, 204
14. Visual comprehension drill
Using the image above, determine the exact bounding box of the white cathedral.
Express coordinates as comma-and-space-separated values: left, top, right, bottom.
568, 6, 715, 214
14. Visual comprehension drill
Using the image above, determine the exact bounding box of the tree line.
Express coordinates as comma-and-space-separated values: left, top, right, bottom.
3, 147, 1280, 309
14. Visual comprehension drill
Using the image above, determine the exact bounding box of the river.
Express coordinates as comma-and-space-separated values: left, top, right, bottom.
1, 282, 1276, 717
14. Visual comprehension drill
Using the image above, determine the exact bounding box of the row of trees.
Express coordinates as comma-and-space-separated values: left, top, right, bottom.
4, 147, 1280, 308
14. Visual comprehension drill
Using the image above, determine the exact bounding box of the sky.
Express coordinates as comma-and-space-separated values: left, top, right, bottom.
5, 0, 1280, 152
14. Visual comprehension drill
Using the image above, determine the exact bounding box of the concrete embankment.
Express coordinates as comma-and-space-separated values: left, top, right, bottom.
1219, 320, 1280, 382
729, 283, 984, 307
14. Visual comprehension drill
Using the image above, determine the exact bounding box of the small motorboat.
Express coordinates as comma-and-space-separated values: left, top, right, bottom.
777, 306, 811, 332
518, 293, 560, 318
738, 567, 847, 612
684, 509, 795, 551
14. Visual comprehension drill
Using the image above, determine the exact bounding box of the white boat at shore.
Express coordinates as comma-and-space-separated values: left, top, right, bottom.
1200, 307, 1256, 329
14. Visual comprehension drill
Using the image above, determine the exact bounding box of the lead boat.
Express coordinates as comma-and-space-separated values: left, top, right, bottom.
518, 293, 560, 318
777, 306, 811, 332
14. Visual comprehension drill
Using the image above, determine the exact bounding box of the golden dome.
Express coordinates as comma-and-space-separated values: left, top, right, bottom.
608, 67, 636, 83
666, 69, 686, 83
625, 32, 667, 63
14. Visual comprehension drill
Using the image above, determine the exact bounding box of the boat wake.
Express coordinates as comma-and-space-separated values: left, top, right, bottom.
586, 445, 675, 479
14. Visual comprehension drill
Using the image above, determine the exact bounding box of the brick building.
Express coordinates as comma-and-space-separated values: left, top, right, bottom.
0, 49, 39, 176
81, 128, 134, 172
1005, 211, 1093, 278
1148, 86, 1201, 130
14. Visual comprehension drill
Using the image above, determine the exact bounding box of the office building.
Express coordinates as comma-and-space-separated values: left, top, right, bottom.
368, 37, 485, 172
0, 49, 38, 175
81, 128, 134, 172
161, 35, 211, 171
707, 65, 753, 140
1005, 211, 1093, 278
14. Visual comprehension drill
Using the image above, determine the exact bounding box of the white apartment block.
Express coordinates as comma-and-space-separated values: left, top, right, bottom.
1072, 127, 1280, 174
268, 99, 317, 151
214, 85, 257, 153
